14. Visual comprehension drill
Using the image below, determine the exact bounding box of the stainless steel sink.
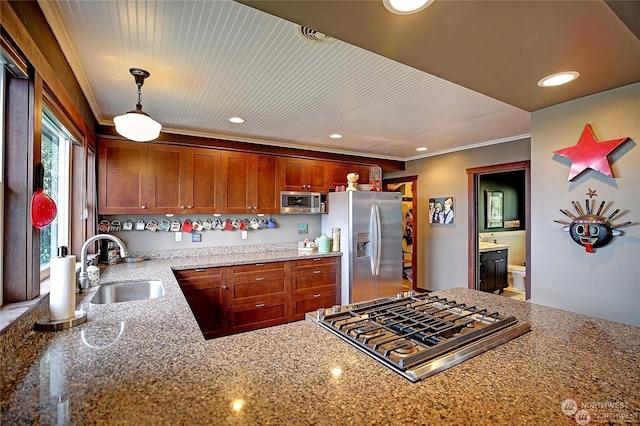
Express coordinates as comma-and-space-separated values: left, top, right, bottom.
91, 280, 165, 304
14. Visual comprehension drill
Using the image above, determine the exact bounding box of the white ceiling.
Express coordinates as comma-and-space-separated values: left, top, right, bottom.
38, 0, 531, 162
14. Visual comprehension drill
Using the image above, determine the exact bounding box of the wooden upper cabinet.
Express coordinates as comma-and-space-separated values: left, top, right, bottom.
221, 151, 252, 214
330, 163, 374, 188
186, 148, 221, 213
147, 144, 188, 214
280, 157, 330, 192
221, 152, 280, 214
253, 154, 279, 214
99, 140, 221, 214
99, 139, 374, 214
98, 139, 148, 214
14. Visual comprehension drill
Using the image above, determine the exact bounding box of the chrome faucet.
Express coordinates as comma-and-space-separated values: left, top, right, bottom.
78, 234, 129, 291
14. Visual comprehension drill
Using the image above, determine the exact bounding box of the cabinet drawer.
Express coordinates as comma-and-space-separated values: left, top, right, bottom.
173, 267, 227, 286
227, 299, 289, 334
290, 291, 338, 321
230, 276, 288, 305
291, 270, 338, 295
231, 261, 288, 276
293, 257, 338, 270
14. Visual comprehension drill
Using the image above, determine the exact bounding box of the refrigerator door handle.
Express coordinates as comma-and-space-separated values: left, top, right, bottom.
372, 204, 382, 276
370, 205, 376, 275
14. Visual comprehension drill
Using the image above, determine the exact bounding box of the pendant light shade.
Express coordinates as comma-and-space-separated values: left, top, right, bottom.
114, 68, 162, 142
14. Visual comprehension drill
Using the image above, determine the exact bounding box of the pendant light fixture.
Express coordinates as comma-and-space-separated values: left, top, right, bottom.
113, 68, 162, 142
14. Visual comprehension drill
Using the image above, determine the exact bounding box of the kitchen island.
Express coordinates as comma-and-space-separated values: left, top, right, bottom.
2, 253, 639, 425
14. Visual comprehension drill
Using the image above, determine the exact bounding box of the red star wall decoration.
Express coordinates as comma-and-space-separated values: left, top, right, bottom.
553, 124, 630, 181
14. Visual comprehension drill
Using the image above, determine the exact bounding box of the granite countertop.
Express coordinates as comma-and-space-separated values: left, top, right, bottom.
2, 252, 639, 425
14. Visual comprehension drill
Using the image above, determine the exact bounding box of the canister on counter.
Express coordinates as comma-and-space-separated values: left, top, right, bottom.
331, 228, 341, 252
317, 234, 331, 253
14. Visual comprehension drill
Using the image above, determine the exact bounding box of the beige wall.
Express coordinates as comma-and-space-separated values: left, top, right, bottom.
530, 83, 640, 326
391, 83, 639, 326
387, 138, 531, 291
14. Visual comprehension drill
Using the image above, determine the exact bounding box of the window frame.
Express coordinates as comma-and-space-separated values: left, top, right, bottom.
39, 107, 77, 279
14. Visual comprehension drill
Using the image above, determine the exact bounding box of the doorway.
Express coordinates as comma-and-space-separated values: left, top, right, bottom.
383, 175, 418, 292
466, 162, 530, 299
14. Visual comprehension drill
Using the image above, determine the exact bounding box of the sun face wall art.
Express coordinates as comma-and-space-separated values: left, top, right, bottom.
555, 193, 632, 253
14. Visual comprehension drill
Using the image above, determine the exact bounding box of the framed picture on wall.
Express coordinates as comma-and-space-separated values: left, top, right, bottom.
486, 190, 504, 229
429, 196, 454, 225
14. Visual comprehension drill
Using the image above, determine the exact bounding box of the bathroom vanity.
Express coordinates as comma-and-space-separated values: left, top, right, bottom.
478, 243, 509, 293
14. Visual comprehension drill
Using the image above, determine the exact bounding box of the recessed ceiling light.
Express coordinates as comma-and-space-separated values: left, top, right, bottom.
416, 147, 427, 152
329, 134, 342, 139
229, 117, 244, 124
537, 71, 580, 87
383, 0, 434, 15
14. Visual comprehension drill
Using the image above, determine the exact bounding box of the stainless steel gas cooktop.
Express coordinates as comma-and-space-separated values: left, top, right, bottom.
307, 292, 530, 382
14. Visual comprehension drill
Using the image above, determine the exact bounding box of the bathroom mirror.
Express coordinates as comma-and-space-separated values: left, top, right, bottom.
485, 190, 504, 229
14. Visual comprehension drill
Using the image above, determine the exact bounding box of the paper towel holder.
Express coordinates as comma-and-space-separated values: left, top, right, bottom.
35, 246, 88, 331
35, 310, 87, 331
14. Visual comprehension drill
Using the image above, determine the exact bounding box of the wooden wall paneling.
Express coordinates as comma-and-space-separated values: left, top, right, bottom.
3, 72, 38, 302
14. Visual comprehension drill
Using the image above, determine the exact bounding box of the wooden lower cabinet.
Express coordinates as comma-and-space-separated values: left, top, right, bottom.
174, 267, 229, 339
290, 257, 341, 320
174, 256, 341, 339
478, 249, 508, 294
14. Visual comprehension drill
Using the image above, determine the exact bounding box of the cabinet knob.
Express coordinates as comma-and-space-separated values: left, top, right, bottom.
255, 277, 265, 281
313, 293, 321, 298
140, 205, 146, 209
255, 303, 266, 308
187, 206, 193, 209
221, 285, 228, 290
180, 205, 186, 209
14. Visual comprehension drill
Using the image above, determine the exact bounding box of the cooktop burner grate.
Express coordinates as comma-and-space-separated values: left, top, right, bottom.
308, 293, 530, 382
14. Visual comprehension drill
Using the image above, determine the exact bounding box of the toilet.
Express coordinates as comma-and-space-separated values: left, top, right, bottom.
508, 264, 526, 291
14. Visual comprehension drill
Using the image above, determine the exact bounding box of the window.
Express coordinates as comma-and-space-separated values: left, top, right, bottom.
40, 107, 75, 278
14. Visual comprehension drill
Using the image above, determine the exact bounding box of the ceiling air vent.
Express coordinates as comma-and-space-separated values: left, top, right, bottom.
296, 25, 336, 44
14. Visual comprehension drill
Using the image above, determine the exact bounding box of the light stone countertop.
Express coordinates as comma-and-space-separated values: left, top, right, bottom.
2, 251, 639, 425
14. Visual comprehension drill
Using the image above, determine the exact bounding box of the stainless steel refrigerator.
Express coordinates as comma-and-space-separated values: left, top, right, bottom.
322, 191, 403, 304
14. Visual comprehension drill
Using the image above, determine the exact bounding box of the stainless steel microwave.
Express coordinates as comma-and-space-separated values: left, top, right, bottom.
280, 191, 322, 214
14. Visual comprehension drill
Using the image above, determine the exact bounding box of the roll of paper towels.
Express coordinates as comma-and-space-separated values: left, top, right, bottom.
49, 255, 76, 321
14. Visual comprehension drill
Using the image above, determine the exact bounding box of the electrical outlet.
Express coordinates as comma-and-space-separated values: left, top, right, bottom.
175, 232, 182, 242
241, 230, 248, 240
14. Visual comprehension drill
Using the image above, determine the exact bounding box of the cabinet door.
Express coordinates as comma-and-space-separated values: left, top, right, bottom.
187, 148, 221, 213
174, 267, 228, 339
280, 157, 306, 191
330, 163, 374, 189
330, 163, 352, 188
221, 151, 251, 213
252, 154, 279, 213
98, 139, 148, 214
280, 158, 330, 192
305, 160, 330, 193
493, 250, 508, 291
180, 282, 228, 339
147, 144, 188, 214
